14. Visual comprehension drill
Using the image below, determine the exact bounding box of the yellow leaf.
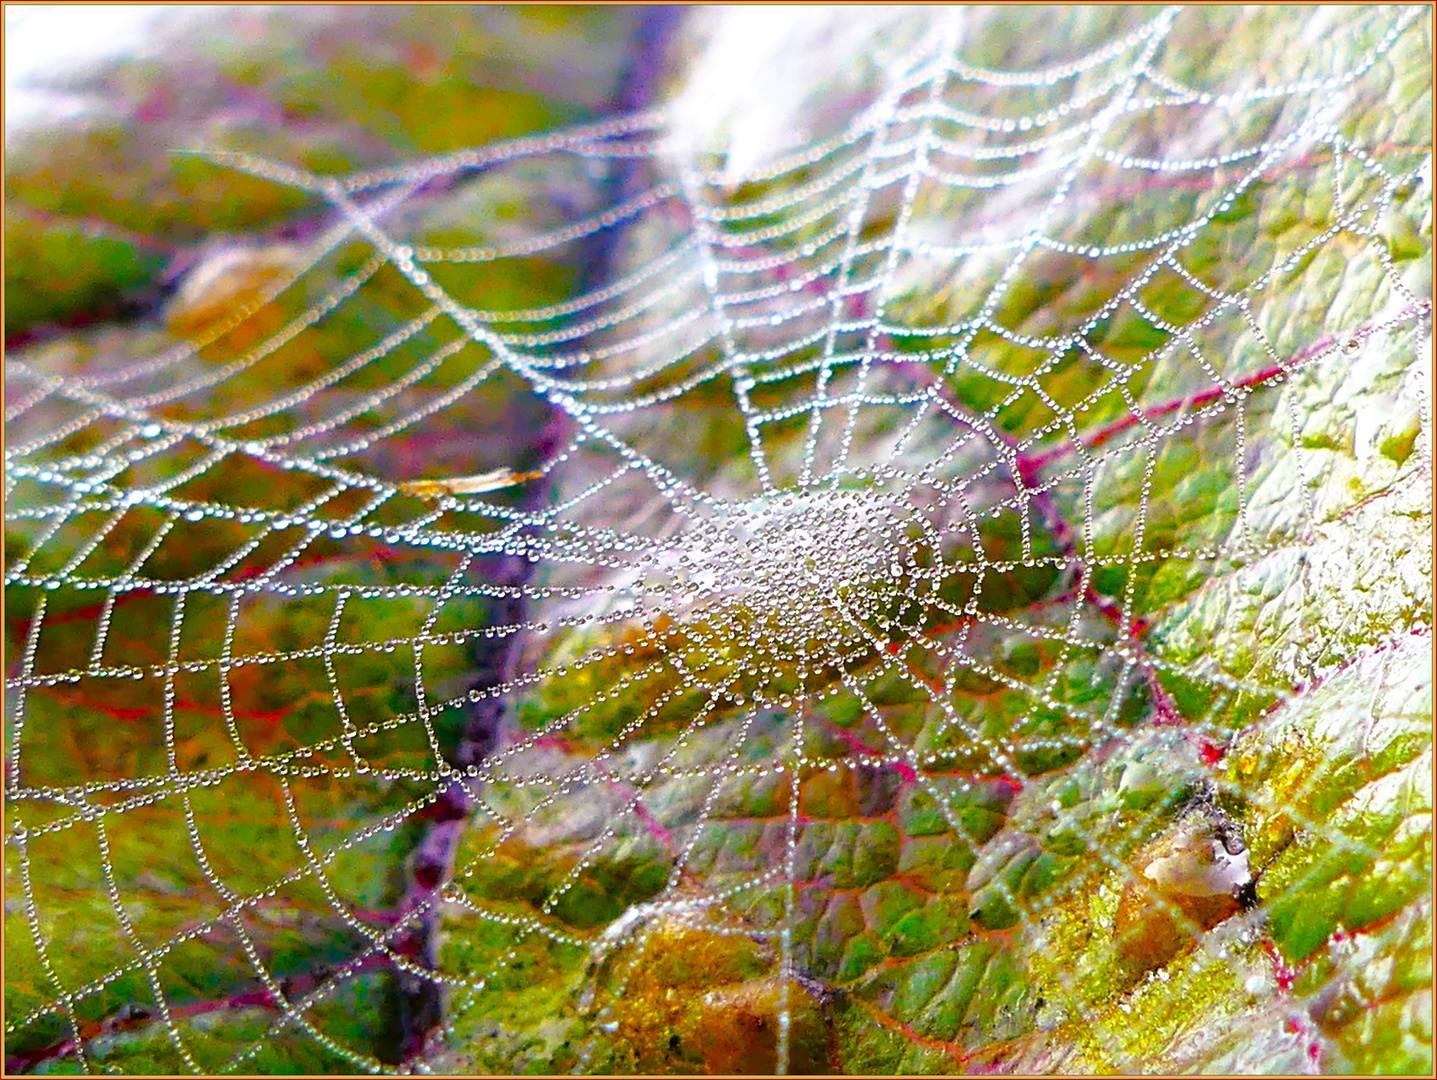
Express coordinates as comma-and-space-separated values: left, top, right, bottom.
398, 468, 545, 499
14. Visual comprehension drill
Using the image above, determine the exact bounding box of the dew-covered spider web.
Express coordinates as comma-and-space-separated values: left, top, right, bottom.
4, 6, 1433, 1075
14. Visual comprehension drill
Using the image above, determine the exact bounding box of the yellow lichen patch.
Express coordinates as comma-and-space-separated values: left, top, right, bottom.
684, 977, 833, 1075
587, 910, 834, 1074
1101, 943, 1262, 1069
165, 243, 306, 348
1000, 908, 1265, 1072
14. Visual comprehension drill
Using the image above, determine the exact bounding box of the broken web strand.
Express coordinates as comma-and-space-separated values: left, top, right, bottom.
4, 5, 1432, 1074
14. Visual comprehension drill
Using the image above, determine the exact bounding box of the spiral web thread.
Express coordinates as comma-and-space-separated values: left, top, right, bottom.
4, 6, 1432, 1074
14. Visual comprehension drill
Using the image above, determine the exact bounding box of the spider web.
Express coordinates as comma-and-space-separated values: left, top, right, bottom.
4, 6, 1432, 1074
